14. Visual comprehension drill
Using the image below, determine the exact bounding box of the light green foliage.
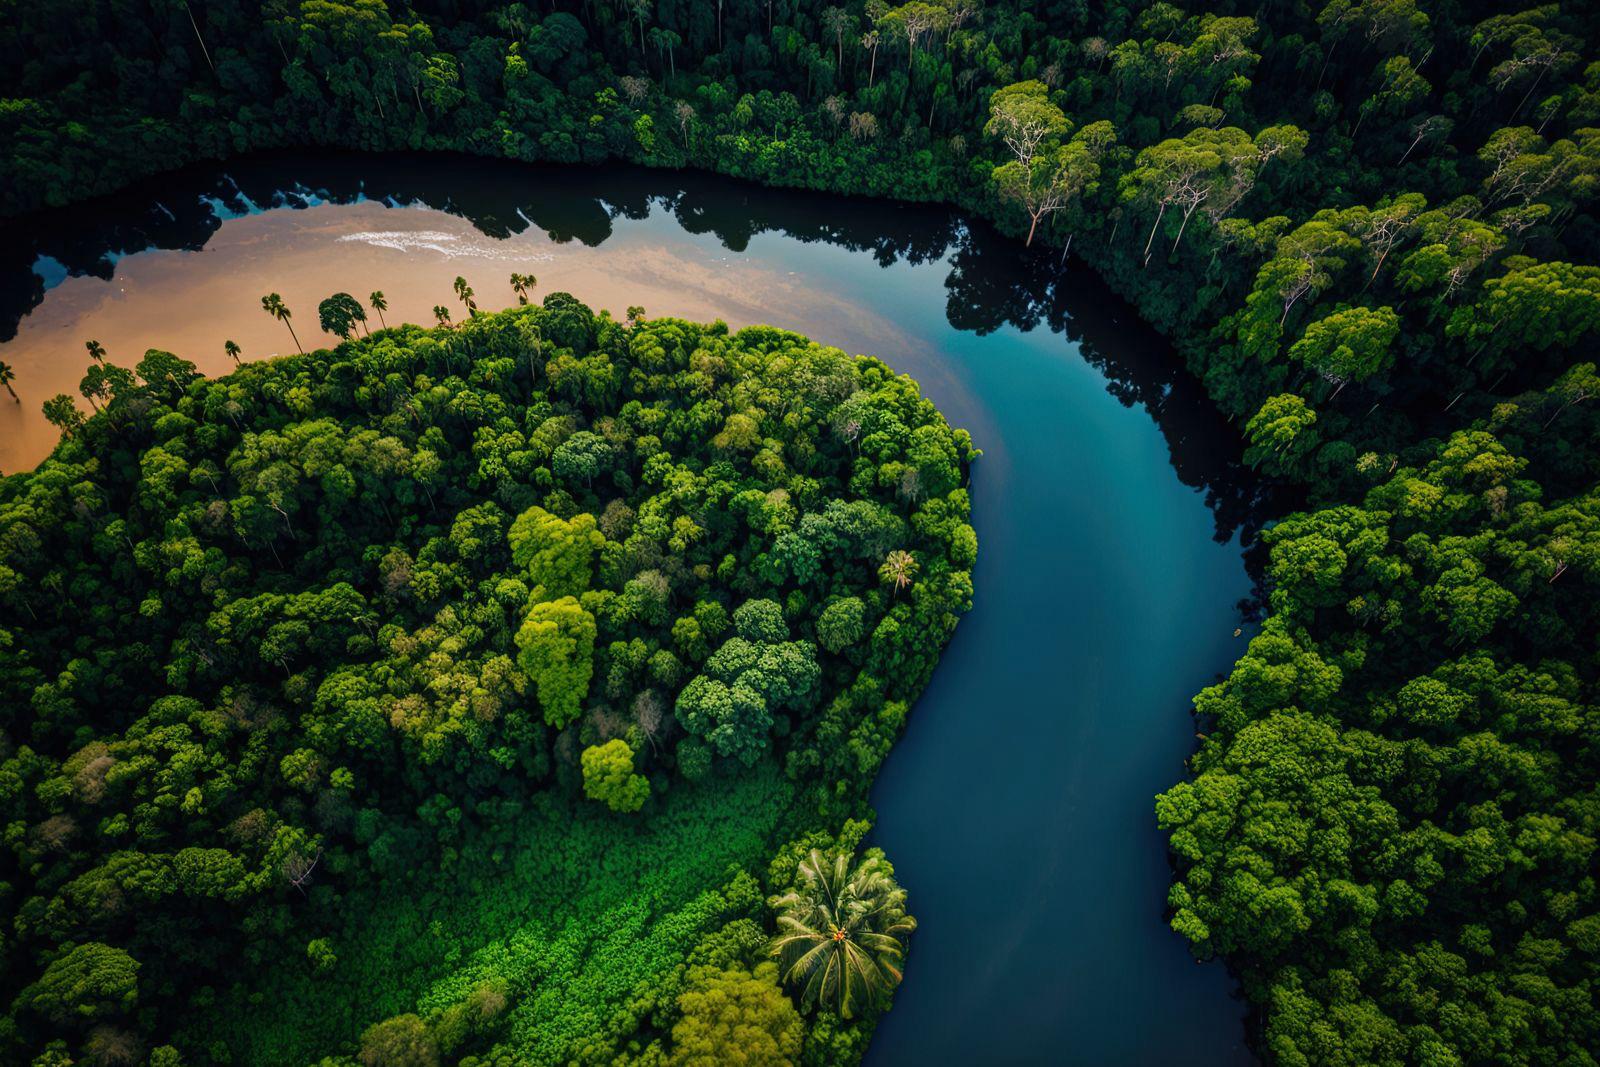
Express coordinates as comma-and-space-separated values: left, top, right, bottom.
507, 506, 605, 599
1288, 306, 1400, 386
16, 944, 139, 1026
307, 939, 338, 973
1245, 393, 1320, 477
581, 739, 651, 812
358, 1014, 438, 1067
667, 962, 804, 1066
515, 596, 598, 727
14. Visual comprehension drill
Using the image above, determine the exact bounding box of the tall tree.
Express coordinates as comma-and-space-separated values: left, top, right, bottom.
261, 293, 304, 354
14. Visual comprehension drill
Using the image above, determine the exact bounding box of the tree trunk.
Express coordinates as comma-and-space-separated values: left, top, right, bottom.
1315, 35, 1340, 91
285, 320, 304, 355
1512, 63, 1549, 119
1171, 204, 1197, 256
1142, 200, 1169, 264
184, 1, 216, 75
1365, 247, 1391, 288
1026, 212, 1040, 247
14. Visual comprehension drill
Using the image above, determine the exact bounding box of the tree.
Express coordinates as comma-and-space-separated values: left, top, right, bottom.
507, 506, 604, 598
0, 360, 16, 401
510, 272, 537, 305
984, 81, 1070, 186
552, 430, 614, 487
817, 598, 866, 654
1245, 393, 1319, 470
879, 549, 918, 594
224, 339, 242, 365
1447, 261, 1600, 374
769, 848, 916, 1019
1288, 305, 1400, 396
861, 30, 880, 86
581, 739, 650, 812
261, 293, 304, 354
369, 290, 389, 330
1542, 361, 1599, 428
1121, 126, 1291, 264
987, 89, 1117, 246
454, 275, 477, 317
433, 305, 453, 328
673, 101, 695, 146
42, 394, 84, 437
515, 596, 597, 727
16, 943, 139, 1025
359, 1014, 439, 1067
85, 339, 106, 364
676, 616, 820, 767
317, 292, 367, 339
668, 963, 803, 1066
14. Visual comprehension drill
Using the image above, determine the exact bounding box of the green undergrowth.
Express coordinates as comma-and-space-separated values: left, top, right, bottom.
205, 765, 797, 1065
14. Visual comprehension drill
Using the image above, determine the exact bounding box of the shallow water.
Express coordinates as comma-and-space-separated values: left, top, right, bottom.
0, 154, 1261, 1064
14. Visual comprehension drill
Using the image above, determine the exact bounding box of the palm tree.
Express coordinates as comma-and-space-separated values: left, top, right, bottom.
224, 340, 242, 366
878, 549, 919, 595
433, 305, 453, 328
509, 272, 537, 305
369, 290, 389, 331
770, 848, 916, 1019
0, 360, 16, 401
261, 293, 304, 354
85, 339, 106, 364
453, 276, 477, 318
861, 30, 881, 87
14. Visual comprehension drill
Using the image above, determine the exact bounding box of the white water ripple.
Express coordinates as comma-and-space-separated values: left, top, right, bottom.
336, 229, 556, 262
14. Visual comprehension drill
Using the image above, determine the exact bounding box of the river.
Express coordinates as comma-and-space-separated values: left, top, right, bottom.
0, 153, 1261, 1064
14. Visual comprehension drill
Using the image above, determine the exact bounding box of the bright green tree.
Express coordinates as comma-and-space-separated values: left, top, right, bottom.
581, 739, 650, 812
667, 963, 803, 1066
515, 596, 597, 727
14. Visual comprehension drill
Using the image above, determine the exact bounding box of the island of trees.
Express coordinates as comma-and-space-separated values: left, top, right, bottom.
3, 0, 1600, 1063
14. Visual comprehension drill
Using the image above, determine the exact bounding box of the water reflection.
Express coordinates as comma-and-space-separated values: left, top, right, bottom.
0, 152, 1267, 544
